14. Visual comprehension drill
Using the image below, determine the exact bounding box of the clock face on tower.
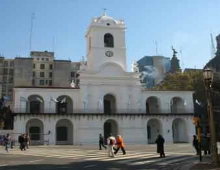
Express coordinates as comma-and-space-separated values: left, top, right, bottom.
105, 51, 114, 57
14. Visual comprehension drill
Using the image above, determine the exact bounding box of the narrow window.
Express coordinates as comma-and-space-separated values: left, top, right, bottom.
4, 68, 8, 74
32, 79, 35, 86
39, 80, 44, 85
49, 72, 52, 78
40, 72, 45, 77
71, 71, 75, 77
104, 33, 114, 47
4, 61, 8, 66
49, 80, 52, 86
40, 64, 45, 69
9, 69, 13, 75
10, 61, 14, 66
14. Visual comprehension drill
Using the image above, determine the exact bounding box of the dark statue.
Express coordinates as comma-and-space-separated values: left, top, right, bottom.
172, 46, 178, 57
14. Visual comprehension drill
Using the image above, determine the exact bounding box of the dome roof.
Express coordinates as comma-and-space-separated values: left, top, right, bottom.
95, 12, 118, 24
97, 15, 118, 24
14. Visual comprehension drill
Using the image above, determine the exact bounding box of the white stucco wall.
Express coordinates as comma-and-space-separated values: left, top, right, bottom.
12, 114, 195, 145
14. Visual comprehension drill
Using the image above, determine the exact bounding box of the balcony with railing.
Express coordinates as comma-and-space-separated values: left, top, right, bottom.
13, 107, 194, 116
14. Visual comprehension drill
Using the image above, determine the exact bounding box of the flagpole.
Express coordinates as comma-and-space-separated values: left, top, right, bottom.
49, 100, 51, 113
20, 98, 21, 113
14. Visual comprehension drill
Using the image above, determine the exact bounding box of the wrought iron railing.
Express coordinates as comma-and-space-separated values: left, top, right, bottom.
12, 108, 194, 115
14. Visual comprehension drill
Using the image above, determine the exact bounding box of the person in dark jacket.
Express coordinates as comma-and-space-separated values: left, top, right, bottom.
4, 134, 10, 153
155, 134, 165, 158
18, 134, 25, 151
201, 133, 211, 155
99, 134, 107, 150
193, 135, 199, 155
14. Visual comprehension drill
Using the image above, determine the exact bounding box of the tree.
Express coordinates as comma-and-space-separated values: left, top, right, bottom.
153, 70, 208, 126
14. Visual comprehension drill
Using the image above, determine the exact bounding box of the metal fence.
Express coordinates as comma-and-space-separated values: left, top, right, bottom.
12, 108, 194, 114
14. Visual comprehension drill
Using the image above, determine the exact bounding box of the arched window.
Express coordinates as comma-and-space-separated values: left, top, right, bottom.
104, 33, 114, 48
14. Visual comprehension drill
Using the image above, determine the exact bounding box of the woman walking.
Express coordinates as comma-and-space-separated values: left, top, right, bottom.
155, 134, 165, 158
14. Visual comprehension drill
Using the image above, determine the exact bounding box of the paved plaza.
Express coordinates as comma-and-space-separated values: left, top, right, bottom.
0, 144, 200, 170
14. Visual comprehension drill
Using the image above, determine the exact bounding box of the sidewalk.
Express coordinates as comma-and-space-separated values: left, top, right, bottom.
190, 155, 220, 170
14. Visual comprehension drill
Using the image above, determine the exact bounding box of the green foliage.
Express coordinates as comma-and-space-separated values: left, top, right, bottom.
153, 70, 208, 120
153, 70, 205, 93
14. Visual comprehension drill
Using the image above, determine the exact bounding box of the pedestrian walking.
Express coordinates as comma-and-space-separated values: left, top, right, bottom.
10, 136, 14, 149
4, 134, 10, 153
193, 135, 199, 155
107, 134, 116, 157
25, 133, 30, 149
18, 134, 25, 151
155, 134, 165, 158
114, 135, 126, 155
201, 133, 211, 155
99, 134, 107, 150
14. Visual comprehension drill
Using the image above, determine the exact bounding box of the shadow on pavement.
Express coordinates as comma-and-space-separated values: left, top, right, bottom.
0, 156, 183, 170
0, 161, 150, 170
190, 156, 220, 170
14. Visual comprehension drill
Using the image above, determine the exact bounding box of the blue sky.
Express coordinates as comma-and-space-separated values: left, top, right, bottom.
0, 0, 220, 70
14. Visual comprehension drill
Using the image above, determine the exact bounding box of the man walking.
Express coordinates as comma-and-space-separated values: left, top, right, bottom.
99, 134, 107, 150
114, 135, 126, 155
4, 134, 10, 153
107, 134, 116, 157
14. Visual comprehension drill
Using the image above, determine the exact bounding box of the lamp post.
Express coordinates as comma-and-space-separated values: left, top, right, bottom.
203, 68, 219, 166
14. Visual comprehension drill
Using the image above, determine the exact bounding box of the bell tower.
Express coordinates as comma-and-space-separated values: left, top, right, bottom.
85, 12, 127, 72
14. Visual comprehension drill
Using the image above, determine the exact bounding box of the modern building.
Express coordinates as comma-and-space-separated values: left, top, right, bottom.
0, 51, 80, 101
7, 12, 195, 145
0, 57, 14, 99
137, 56, 170, 89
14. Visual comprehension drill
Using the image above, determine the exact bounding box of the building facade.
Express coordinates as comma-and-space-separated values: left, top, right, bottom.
0, 52, 80, 100
9, 12, 195, 145
0, 57, 14, 99
137, 56, 170, 89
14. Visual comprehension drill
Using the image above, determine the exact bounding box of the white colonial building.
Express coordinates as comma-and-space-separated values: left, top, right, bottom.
11, 12, 195, 145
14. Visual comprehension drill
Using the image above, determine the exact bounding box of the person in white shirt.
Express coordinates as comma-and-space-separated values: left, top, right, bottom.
107, 133, 116, 157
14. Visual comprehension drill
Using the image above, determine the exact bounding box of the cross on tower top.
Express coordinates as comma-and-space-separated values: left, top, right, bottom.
103, 8, 107, 16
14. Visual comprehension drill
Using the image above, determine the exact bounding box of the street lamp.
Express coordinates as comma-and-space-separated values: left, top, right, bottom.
203, 68, 214, 83
203, 68, 219, 166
